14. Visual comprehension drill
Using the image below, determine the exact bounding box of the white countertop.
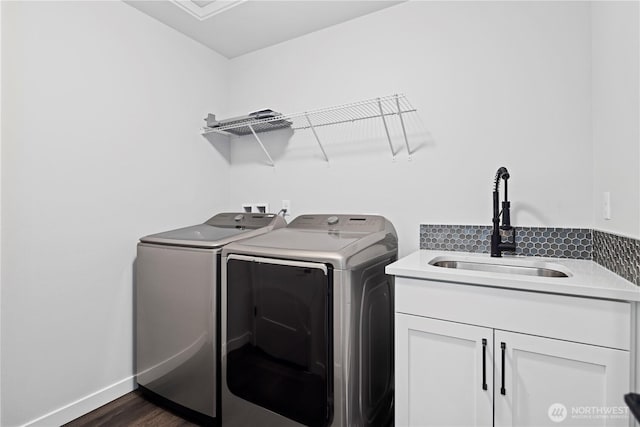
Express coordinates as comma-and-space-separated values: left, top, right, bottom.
386, 250, 640, 302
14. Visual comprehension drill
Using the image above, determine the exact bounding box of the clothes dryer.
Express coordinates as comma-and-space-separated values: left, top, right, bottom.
136, 212, 286, 424
221, 214, 397, 427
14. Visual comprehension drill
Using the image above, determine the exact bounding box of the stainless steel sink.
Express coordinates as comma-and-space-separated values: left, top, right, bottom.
429, 259, 570, 278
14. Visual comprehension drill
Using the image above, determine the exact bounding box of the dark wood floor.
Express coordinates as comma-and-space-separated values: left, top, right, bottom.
64, 391, 200, 427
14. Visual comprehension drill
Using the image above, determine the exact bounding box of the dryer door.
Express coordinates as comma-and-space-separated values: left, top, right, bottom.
225, 255, 333, 427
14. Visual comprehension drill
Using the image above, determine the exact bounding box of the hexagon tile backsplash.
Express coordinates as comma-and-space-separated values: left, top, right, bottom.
420, 225, 640, 286
593, 230, 640, 286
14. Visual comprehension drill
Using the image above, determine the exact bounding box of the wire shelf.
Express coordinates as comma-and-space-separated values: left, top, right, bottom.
202, 94, 419, 165
209, 117, 293, 136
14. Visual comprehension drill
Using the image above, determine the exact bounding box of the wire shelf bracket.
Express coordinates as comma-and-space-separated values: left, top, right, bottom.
377, 98, 396, 160
248, 124, 275, 167
202, 94, 419, 165
305, 113, 329, 163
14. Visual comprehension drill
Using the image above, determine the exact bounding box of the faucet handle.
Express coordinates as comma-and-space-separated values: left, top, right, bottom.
501, 200, 511, 228
499, 226, 517, 252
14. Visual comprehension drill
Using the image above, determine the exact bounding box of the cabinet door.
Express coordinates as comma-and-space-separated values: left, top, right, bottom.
395, 314, 493, 427
494, 330, 630, 427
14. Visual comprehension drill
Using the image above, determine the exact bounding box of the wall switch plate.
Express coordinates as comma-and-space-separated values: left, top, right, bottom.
603, 192, 611, 220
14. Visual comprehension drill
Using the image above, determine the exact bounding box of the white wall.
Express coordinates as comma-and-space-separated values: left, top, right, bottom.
226, 1, 594, 256
1, 1, 229, 425
1, 1, 637, 425
592, 1, 640, 239
0, 1, 3, 423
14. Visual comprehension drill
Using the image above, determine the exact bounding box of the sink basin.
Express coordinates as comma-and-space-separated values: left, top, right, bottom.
429, 257, 570, 278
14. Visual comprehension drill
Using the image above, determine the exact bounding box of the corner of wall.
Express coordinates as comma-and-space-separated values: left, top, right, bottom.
0, 1, 232, 425
0, 0, 4, 422
590, 1, 640, 240
588, 1, 595, 238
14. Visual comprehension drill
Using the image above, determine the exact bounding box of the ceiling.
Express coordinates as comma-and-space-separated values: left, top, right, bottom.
124, 0, 404, 58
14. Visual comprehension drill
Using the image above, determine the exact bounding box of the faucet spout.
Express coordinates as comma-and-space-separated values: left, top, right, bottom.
491, 167, 516, 257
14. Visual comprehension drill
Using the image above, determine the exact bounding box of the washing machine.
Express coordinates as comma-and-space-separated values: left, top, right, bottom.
221, 214, 397, 427
136, 212, 286, 424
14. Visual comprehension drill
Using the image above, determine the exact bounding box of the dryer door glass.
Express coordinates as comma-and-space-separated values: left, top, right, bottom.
226, 258, 333, 427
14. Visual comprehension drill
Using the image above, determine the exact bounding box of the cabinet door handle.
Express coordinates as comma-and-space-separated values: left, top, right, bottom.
482, 338, 487, 390
500, 342, 506, 395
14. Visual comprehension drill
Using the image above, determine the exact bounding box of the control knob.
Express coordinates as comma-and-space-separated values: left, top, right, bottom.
327, 216, 339, 225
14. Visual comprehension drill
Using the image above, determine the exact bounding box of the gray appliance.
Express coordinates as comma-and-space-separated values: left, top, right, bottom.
136, 212, 286, 424
221, 214, 397, 427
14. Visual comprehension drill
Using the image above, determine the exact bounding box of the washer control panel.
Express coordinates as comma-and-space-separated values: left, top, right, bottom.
288, 214, 385, 232
206, 212, 280, 229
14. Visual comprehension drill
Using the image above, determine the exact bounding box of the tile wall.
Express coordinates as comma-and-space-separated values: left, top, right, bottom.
420, 225, 639, 285
593, 230, 640, 286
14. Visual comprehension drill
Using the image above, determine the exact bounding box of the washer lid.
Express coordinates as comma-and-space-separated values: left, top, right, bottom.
234, 228, 363, 252
234, 214, 386, 252
222, 214, 398, 268
139, 212, 286, 249
141, 224, 248, 248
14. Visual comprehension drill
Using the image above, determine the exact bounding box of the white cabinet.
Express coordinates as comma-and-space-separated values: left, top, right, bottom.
394, 277, 632, 427
396, 315, 493, 427
495, 330, 629, 427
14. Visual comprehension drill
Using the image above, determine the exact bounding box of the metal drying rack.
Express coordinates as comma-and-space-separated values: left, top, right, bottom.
202, 94, 418, 166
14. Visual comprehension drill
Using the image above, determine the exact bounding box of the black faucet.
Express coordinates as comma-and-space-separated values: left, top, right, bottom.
491, 167, 516, 257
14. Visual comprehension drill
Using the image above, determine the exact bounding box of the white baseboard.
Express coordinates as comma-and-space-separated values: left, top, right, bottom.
22, 376, 136, 427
